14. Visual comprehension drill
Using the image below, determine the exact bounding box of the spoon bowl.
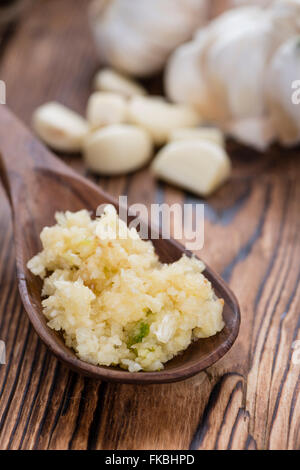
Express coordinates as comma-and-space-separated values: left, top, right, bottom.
0, 106, 240, 384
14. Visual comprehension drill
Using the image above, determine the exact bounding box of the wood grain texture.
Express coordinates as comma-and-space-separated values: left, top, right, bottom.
0, 0, 299, 450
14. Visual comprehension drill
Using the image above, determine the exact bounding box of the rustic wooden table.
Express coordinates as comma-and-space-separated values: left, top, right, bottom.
0, 0, 299, 450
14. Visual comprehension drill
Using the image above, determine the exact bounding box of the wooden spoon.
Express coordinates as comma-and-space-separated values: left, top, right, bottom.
0, 106, 240, 384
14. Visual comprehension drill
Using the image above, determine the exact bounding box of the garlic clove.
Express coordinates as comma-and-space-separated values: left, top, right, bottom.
169, 127, 225, 147
225, 117, 275, 151
94, 68, 146, 97
166, 7, 270, 123
32, 102, 88, 153
266, 36, 300, 146
86, 92, 128, 130
83, 124, 153, 175
127, 96, 202, 145
151, 140, 231, 197
165, 33, 213, 117
204, 10, 273, 121
165, 3, 300, 149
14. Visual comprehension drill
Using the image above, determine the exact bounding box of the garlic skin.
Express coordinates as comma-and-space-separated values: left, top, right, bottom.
94, 68, 146, 98
151, 140, 231, 197
165, 2, 300, 149
32, 102, 88, 153
83, 124, 153, 175
89, 0, 209, 77
86, 92, 128, 130
127, 96, 201, 145
266, 36, 300, 146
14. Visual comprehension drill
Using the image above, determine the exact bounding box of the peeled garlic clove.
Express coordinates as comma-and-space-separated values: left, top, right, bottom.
127, 96, 201, 145
83, 124, 153, 175
94, 68, 146, 98
169, 127, 225, 147
32, 102, 88, 153
151, 140, 231, 197
86, 92, 128, 130
266, 36, 300, 146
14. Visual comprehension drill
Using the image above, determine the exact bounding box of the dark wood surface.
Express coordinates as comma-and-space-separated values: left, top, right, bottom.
0, 0, 299, 449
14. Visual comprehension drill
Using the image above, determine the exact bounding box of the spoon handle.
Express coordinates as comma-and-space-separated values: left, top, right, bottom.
0, 105, 76, 209
0, 105, 116, 284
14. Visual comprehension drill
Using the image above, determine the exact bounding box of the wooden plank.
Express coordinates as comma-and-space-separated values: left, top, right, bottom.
0, 0, 299, 450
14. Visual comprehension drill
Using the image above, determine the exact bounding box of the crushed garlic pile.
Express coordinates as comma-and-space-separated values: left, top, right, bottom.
27, 206, 224, 372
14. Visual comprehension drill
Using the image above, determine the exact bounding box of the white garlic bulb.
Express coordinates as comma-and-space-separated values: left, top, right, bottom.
166, 1, 300, 149
165, 7, 267, 121
266, 36, 300, 146
89, 0, 209, 77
